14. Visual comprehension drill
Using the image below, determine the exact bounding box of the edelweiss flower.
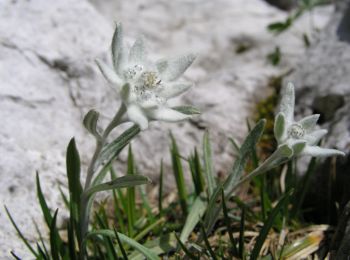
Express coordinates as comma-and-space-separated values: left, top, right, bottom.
96, 23, 197, 130
274, 82, 345, 157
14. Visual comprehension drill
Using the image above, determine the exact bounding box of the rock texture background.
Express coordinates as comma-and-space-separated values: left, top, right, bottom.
0, 0, 333, 257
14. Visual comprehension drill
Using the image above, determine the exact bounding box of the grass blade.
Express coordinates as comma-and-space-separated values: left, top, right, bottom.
127, 145, 136, 237
87, 230, 160, 260
158, 160, 164, 216
179, 195, 207, 243
49, 209, 60, 260
114, 228, 128, 260
203, 120, 266, 234
250, 189, 293, 260
291, 157, 317, 218
84, 175, 150, 198
66, 138, 82, 245
175, 233, 198, 260
239, 206, 246, 259
221, 189, 238, 256
139, 185, 156, 223
129, 233, 176, 260
199, 221, 218, 260
36, 172, 53, 228
5, 206, 39, 257
170, 133, 188, 215
203, 131, 216, 196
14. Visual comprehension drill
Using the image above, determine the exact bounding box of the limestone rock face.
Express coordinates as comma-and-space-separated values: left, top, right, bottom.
0, 0, 114, 257
0, 0, 332, 257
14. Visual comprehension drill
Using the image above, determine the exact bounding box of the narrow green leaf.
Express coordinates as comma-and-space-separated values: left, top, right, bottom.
5, 206, 39, 257
158, 160, 164, 216
84, 175, 151, 198
126, 145, 136, 237
229, 137, 240, 153
112, 189, 127, 234
95, 213, 118, 259
139, 185, 156, 224
36, 243, 48, 260
10, 251, 22, 260
172, 105, 200, 115
175, 233, 198, 260
49, 209, 60, 260
98, 125, 140, 169
203, 131, 216, 196
114, 228, 128, 260
87, 230, 160, 260
36, 172, 53, 228
221, 189, 238, 256
291, 157, 317, 218
83, 109, 101, 140
250, 189, 293, 260
67, 219, 77, 260
179, 195, 207, 243
202, 120, 266, 237
239, 207, 246, 259
58, 186, 69, 209
33, 220, 49, 258
129, 233, 176, 260
134, 218, 165, 242
66, 138, 82, 220
200, 222, 218, 260
189, 149, 205, 196
170, 133, 188, 215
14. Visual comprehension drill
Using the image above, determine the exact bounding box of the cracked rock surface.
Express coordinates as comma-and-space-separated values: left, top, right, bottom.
0, 0, 332, 257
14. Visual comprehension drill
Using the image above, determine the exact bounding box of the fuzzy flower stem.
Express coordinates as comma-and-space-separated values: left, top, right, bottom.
84, 104, 126, 190
79, 104, 127, 257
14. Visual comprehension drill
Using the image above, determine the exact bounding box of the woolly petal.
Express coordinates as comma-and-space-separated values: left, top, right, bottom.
298, 114, 320, 133
159, 82, 193, 99
279, 82, 295, 124
155, 59, 167, 74
129, 36, 146, 64
274, 112, 286, 144
147, 107, 190, 122
139, 99, 159, 109
302, 145, 345, 157
304, 129, 328, 145
292, 140, 307, 156
157, 54, 196, 81
111, 23, 127, 74
127, 105, 149, 130
96, 59, 123, 87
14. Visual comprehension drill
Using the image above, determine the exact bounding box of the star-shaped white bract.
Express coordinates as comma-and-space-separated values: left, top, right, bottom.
96, 23, 196, 130
274, 82, 345, 157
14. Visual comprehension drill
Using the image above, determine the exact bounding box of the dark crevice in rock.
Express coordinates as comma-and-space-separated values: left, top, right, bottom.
0, 94, 55, 108
337, 2, 350, 43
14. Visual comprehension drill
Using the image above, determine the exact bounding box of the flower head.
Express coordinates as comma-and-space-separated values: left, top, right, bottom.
274, 82, 345, 157
96, 23, 198, 130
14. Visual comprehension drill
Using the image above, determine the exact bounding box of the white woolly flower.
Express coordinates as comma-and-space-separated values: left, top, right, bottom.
96, 23, 197, 130
274, 82, 345, 158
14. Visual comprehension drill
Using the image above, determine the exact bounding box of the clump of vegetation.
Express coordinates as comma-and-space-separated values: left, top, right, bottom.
6, 24, 345, 260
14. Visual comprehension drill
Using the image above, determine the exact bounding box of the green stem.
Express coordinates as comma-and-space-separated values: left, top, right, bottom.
84, 104, 126, 190
79, 104, 127, 257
